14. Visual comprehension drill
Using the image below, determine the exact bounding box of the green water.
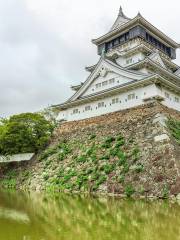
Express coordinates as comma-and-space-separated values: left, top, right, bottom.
0, 191, 180, 240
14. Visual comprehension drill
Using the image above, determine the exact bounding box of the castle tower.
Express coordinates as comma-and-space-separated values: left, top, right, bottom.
56, 7, 180, 122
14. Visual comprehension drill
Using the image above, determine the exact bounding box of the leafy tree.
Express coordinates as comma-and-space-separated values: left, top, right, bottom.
0, 113, 54, 155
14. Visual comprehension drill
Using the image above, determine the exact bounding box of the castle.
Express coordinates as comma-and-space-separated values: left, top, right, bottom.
56, 7, 180, 122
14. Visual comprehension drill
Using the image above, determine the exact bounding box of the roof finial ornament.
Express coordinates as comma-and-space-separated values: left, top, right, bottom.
137, 11, 142, 17
119, 5, 124, 17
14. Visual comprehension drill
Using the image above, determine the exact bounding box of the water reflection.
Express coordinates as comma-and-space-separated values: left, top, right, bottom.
0, 190, 180, 240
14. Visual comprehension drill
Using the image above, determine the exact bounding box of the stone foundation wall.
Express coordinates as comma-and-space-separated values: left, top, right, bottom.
0, 102, 180, 198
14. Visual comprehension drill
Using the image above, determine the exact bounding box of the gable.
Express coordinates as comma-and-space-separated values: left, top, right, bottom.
69, 58, 148, 102
149, 52, 167, 69
82, 71, 131, 97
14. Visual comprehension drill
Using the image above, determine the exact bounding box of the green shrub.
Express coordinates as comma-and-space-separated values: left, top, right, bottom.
86, 146, 95, 156
110, 147, 119, 157
43, 173, 49, 181
101, 142, 111, 149
125, 185, 135, 197
101, 163, 115, 174
116, 135, 124, 141
44, 159, 52, 167
90, 154, 98, 163
118, 175, 125, 183
101, 136, 115, 149
134, 163, 144, 173
89, 134, 96, 140
58, 152, 65, 161
162, 184, 169, 199
115, 140, 125, 148
117, 151, 127, 164
132, 147, 141, 162
97, 175, 107, 185
115, 135, 125, 147
76, 155, 87, 163
0, 113, 54, 155
121, 162, 129, 174
76, 174, 88, 190
39, 147, 57, 161
21, 170, 31, 179
99, 154, 110, 161
105, 136, 116, 144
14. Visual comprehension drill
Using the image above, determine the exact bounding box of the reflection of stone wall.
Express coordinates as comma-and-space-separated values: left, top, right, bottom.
0, 102, 180, 198
1, 190, 180, 240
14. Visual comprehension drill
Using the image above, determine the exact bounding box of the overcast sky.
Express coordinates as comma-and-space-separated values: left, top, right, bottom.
0, 0, 180, 117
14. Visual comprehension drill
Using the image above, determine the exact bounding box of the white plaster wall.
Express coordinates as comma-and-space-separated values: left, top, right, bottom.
161, 87, 180, 111
83, 72, 133, 97
58, 84, 167, 121
116, 52, 145, 67
58, 84, 180, 122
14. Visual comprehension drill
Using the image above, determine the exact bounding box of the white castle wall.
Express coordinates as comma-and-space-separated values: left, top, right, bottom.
83, 72, 132, 97
116, 52, 145, 67
57, 84, 180, 122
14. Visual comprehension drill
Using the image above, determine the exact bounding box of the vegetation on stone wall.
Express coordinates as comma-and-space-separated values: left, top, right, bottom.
167, 118, 180, 144
0, 113, 54, 155
0, 133, 144, 197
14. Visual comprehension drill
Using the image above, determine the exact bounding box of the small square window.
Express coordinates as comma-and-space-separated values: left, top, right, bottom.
98, 102, 105, 108
102, 81, 108, 86
175, 97, 179, 103
73, 109, 79, 114
109, 78, 115, 84
165, 92, 170, 99
128, 93, 135, 100
85, 106, 91, 111
112, 98, 119, 104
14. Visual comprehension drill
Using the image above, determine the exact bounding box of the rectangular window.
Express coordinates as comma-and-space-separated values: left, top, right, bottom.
128, 93, 135, 100
73, 109, 79, 114
112, 98, 119, 104
98, 102, 105, 108
165, 92, 170, 99
102, 81, 108, 86
126, 58, 132, 65
109, 78, 115, 84
175, 97, 179, 103
85, 106, 91, 111
96, 83, 101, 89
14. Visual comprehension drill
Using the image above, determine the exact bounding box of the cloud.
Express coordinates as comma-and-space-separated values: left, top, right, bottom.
0, 0, 179, 117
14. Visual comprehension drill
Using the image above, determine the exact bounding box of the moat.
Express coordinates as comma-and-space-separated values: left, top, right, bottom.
0, 190, 180, 240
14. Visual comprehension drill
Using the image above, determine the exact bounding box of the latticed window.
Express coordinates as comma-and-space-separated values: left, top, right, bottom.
73, 109, 79, 114
109, 78, 115, 84
85, 106, 91, 111
102, 81, 108, 86
175, 97, 179, 103
98, 102, 105, 108
126, 58, 133, 64
112, 98, 119, 104
165, 92, 170, 99
96, 83, 101, 89
128, 93, 135, 100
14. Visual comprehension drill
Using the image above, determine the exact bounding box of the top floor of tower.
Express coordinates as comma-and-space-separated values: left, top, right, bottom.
92, 7, 179, 60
